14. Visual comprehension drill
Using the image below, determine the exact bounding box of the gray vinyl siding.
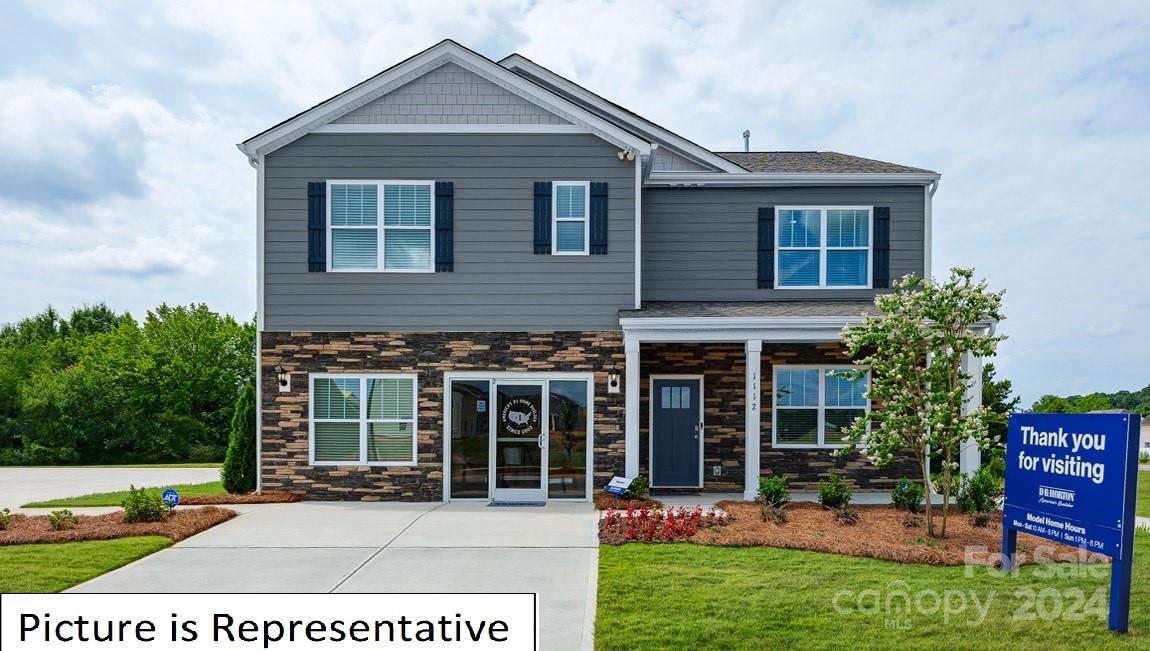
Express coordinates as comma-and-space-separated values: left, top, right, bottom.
264, 133, 635, 331
642, 186, 925, 301
332, 63, 569, 125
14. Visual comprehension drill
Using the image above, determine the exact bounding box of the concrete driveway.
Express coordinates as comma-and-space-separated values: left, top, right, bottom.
71, 501, 599, 651
0, 467, 221, 509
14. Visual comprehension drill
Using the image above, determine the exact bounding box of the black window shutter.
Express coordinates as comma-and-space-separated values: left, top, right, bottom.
873, 206, 891, 288
589, 182, 609, 254
533, 181, 552, 254
435, 181, 454, 272
307, 182, 326, 272
757, 207, 775, 289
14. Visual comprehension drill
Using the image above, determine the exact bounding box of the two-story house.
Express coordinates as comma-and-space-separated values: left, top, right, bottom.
239, 40, 978, 503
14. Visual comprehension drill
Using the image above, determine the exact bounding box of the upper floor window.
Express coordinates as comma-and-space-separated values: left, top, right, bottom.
329, 181, 434, 272
552, 182, 589, 255
776, 207, 871, 288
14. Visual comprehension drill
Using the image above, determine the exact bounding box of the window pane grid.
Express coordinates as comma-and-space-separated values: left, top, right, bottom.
329, 182, 433, 272
313, 376, 417, 464
776, 208, 871, 288
553, 183, 588, 254
774, 367, 868, 448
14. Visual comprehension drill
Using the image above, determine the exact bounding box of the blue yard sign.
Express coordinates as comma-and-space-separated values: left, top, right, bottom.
604, 476, 632, 497
162, 488, 180, 508
1001, 412, 1140, 632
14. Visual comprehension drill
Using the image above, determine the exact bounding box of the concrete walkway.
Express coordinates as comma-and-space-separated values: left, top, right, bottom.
71, 501, 599, 651
0, 467, 220, 509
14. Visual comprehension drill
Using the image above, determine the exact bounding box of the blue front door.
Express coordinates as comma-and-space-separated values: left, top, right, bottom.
651, 378, 701, 487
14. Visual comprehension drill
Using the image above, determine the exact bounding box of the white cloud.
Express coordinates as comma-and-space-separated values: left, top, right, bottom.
2, 0, 1148, 405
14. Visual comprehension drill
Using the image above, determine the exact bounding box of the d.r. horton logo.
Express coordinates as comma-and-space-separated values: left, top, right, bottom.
501, 398, 539, 435
1038, 485, 1075, 504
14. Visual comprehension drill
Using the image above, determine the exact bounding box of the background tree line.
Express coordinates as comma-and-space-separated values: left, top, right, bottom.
0, 303, 254, 465
1030, 385, 1150, 416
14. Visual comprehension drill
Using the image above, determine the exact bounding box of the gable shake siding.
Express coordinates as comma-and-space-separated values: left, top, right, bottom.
642, 186, 925, 301
263, 133, 636, 332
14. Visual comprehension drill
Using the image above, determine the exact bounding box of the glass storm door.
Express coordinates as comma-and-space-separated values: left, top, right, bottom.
492, 382, 547, 502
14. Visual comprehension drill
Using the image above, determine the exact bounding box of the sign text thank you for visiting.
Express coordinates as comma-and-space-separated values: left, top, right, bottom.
1001, 412, 1140, 632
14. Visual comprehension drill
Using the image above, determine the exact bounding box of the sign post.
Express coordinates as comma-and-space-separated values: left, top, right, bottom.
1000, 413, 1139, 632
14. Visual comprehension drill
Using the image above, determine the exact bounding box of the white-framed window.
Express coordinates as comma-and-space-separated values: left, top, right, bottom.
776, 206, 872, 288
309, 373, 418, 465
328, 180, 435, 272
552, 181, 590, 255
772, 365, 869, 448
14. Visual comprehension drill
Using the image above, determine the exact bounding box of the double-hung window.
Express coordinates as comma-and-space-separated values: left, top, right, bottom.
310, 374, 418, 465
773, 366, 869, 448
552, 181, 589, 255
329, 181, 434, 272
777, 207, 871, 288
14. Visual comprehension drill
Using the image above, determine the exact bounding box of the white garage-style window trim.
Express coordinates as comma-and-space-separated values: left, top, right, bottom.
772, 365, 869, 448
309, 373, 419, 466
327, 180, 436, 272
552, 181, 590, 255
776, 206, 872, 289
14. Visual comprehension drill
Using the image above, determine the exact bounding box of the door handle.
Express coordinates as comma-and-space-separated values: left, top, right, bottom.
537, 433, 545, 449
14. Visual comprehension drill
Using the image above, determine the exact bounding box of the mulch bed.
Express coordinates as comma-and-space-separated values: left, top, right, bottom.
181, 492, 301, 505
687, 501, 1108, 567
0, 507, 237, 545
594, 492, 664, 511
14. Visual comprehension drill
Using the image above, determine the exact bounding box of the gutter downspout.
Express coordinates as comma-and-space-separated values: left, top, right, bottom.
254, 153, 264, 493
634, 150, 645, 310
924, 178, 939, 279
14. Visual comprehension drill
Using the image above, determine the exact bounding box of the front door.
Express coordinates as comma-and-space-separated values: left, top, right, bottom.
651, 377, 701, 487
491, 382, 547, 502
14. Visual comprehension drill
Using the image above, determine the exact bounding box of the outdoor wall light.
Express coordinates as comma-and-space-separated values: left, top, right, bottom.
607, 373, 621, 394
275, 366, 291, 393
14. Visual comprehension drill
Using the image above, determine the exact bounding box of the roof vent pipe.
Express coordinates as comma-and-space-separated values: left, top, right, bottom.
742, 130, 750, 152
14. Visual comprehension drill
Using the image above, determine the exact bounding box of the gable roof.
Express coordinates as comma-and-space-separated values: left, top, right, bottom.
499, 53, 745, 174
717, 151, 935, 174
238, 40, 651, 160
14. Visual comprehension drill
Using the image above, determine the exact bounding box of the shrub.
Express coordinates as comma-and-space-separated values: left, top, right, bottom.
818, 474, 853, 509
756, 476, 790, 508
969, 511, 996, 528
957, 466, 1004, 515
833, 507, 860, 525
1140, 449, 1150, 465
48, 509, 78, 530
624, 474, 650, 499
0, 508, 13, 530
890, 478, 925, 513
222, 382, 257, 494
902, 512, 925, 528
121, 485, 171, 523
760, 504, 787, 524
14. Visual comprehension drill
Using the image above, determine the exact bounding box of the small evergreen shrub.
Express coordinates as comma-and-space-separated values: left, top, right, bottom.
760, 504, 787, 524
890, 478, 925, 513
121, 485, 171, 523
222, 382, 258, 494
902, 512, 925, 528
969, 511, 996, 528
957, 466, 1004, 515
818, 474, 853, 509
833, 507, 860, 525
1140, 449, 1150, 465
624, 474, 650, 499
0, 508, 13, 530
756, 476, 790, 508
48, 509, 78, 531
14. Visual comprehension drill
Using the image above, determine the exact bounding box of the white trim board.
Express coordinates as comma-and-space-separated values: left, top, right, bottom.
313, 124, 589, 134
238, 40, 652, 160
646, 171, 941, 187
647, 374, 705, 489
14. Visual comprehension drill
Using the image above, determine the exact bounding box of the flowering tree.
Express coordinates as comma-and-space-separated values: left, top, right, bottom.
836, 268, 1005, 538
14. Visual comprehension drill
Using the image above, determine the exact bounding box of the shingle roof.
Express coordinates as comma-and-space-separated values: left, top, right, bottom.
619, 301, 880, 319
715, 151, 935, 175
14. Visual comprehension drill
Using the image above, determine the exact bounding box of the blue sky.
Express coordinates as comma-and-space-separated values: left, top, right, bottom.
1, 0, 1148, 405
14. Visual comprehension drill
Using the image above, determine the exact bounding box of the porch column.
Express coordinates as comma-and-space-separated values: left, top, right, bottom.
743, 339, 763, 500
624, 337, 640, 479
959, 351, 983, 476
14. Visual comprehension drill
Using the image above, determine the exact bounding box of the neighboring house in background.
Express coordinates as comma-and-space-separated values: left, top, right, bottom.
1141, 417, 1150, 454
238, 40, 980, 503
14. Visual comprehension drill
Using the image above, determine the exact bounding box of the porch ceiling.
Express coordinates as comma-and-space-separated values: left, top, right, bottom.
618, 301, 878, 343
619, 300, 879, 319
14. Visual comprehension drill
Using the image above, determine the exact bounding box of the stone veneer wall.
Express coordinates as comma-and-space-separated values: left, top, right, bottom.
640, 342, 918, 491
260, 331, 626, 501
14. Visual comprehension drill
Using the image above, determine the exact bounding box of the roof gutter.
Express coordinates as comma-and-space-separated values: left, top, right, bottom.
646, 171, 941, 187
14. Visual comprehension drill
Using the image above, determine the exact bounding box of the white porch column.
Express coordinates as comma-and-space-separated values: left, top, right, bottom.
744, 339, 763, 500
959, 351, 983, 476
624, 337, 641, 479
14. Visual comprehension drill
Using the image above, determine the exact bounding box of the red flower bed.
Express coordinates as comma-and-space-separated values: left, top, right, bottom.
599, 505, 729, 544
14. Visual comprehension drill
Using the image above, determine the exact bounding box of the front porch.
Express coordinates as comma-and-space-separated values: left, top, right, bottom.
619, 301, 983, 500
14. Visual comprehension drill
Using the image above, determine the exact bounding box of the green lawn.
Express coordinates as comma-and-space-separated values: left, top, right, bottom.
0, 537, 171, 592
1139, 470, 1149, 517
22, 480, 226, 507
597, 531, 1150, 650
